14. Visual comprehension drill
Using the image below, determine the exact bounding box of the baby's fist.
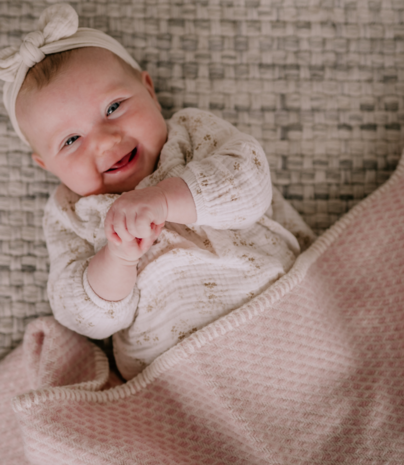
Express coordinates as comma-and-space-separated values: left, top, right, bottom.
106, 222, 164, 264
105, 186, 168, 245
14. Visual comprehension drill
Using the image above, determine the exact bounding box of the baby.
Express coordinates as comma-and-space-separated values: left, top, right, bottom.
0, 4, 315, 379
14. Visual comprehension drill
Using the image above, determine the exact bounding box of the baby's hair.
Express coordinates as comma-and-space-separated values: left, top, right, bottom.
21, 49, 78, 94
20, 47, 142, 95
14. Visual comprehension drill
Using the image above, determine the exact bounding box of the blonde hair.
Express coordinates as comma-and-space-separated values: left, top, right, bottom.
21, 49, 77, 93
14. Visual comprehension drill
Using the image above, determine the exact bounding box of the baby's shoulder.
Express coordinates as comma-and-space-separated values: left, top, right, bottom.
169, 108, 242, 146
171, 107, 211, 120
42, 184, 80, 233
170, 108, 232, 130
45, 184, 80, 215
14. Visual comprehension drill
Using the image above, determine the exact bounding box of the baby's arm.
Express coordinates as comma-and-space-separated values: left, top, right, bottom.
44, 188, 140, 339
86, 225, 162, 302
87, 178, 196, 301
168, 109, 273, 230
183, 137, 271, 229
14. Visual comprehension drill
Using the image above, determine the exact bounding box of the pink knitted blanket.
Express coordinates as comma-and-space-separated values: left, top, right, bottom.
1, 152, 403, 464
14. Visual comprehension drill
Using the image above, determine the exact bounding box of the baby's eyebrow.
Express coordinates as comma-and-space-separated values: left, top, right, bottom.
99, 81, 130, 100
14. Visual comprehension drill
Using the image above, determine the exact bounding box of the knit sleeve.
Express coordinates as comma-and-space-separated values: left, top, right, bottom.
43, 189, 139, 340
172, 109, 272, 229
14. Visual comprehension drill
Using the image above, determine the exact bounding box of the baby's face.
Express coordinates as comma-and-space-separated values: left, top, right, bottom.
16, 48, 167, 196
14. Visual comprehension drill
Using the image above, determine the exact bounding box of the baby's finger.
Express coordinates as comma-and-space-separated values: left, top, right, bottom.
129, 213, 154, 239
138, 238, 153, 253
153, 222, 165, 237
111, 211, 136, 243
138, 233, 157, 253
125, 211, 143, 239
105, 210, 122, 245
138, 223, 164, 253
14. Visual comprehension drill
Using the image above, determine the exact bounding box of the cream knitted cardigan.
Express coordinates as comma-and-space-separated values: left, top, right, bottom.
43, 108, 312, 379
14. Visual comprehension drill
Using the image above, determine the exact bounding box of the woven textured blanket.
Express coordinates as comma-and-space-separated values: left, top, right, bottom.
0, 149, 403, 464
1, 0, 404, 361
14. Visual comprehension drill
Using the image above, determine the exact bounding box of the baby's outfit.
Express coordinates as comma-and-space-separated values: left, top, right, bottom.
44, 108, 315, 379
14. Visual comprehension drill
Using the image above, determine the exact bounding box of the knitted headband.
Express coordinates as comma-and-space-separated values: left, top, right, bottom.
0, 3, 141, 146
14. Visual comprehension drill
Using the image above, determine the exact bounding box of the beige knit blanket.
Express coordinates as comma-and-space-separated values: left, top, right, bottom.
1, 150, 403, 464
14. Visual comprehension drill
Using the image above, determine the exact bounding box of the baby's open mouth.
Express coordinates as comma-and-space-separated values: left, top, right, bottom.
106, 147, 137, 172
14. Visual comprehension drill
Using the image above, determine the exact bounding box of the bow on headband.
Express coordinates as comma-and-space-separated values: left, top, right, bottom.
0, 3, 78, 82
0, 3, 140, 145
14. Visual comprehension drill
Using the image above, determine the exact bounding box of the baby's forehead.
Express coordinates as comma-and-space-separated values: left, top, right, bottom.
65, 47, 141, 76
20, 47, 138, 97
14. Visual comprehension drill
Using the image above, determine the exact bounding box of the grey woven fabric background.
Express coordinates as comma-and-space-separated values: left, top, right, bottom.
0, 0, 403, 358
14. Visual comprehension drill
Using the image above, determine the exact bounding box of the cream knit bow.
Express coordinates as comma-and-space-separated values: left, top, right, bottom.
0, 3, 141, 146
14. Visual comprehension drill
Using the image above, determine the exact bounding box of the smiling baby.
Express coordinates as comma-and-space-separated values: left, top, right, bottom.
0, 4, 314, 379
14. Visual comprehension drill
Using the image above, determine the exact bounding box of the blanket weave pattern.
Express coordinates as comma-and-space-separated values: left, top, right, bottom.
0, 151, 403, 464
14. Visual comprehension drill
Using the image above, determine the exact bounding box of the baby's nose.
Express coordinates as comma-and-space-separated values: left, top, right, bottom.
94, 127, 122, 154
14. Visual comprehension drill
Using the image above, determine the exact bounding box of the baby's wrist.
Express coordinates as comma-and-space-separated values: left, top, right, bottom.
150, 185, 169, 222
105, 243, 140, 267
155, 177, 197, 224
88, 245, 139, 302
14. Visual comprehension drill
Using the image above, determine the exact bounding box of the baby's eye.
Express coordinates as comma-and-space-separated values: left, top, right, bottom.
107, 102, 120, 116
65, 135, 79, 146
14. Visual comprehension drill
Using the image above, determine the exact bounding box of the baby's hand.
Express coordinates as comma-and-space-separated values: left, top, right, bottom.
106, 222, 164, 264
104, 187, 167, 261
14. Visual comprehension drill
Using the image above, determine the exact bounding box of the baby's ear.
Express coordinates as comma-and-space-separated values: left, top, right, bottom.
141, 71, 162, 111
31, 153, 47, 170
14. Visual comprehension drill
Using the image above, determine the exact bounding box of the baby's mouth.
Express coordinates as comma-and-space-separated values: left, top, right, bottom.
106, 147, 137, 172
